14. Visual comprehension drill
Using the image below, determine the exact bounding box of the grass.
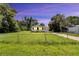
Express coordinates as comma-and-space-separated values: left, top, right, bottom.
67, 33, 79, 37
0, 31, 79, 56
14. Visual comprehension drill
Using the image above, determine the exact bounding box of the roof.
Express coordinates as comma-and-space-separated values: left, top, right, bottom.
68, 25, 79, 29
32, 25, 46, 27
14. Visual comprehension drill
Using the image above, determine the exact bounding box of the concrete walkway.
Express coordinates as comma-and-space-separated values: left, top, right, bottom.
52, 33, 79, 41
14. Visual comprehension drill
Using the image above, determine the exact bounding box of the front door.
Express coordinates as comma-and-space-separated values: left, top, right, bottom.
37, 27, 39, 31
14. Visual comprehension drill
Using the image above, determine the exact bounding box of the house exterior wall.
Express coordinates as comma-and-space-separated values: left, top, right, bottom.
39, 27, 42, 31
34, 27, 37, 31
31, 26, 48, 32
68, 25, 79, 34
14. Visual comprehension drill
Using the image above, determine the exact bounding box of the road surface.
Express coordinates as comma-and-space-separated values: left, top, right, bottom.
52, 33, 79, 41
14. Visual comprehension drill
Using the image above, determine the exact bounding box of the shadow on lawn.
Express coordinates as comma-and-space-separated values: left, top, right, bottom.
0, 40, 79, 45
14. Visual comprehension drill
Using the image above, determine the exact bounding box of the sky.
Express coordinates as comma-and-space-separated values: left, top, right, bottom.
9, 3, 79, 26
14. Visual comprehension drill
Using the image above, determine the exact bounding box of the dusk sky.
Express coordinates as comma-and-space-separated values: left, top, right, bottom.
9, 3, 79, 25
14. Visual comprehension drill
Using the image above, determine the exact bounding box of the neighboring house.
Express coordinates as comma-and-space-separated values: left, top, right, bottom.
68, 25, 79, 34
31, 25, 48, 32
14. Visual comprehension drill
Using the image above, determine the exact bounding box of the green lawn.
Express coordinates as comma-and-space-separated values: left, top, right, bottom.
0, 31, 79, 56
67, 33, 79, 37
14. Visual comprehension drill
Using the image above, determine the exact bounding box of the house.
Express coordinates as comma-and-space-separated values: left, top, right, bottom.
31, 25, 48, 32
68, 25, 79, 34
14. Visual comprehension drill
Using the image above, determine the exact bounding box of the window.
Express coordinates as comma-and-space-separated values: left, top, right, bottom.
37, 27, 39, 30
42, 27, 44, 30
32, 28, 34, 30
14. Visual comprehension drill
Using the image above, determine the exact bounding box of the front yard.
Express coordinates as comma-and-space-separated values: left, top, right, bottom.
0, 31, 79, 56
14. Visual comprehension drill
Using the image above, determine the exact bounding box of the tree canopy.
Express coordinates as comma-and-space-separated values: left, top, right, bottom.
48, 14, 79, 32
0, 3, 20, 33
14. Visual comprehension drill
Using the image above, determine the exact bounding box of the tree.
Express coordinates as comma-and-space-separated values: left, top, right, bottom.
48, 21, 53, 31
1, 17, 9, 32
18, 17, 38, 31
24, 17, 38, 30
48, 14, 79, 32
66, 16, 79, 26
0, 3, 20, 33
48, 14, 65, 32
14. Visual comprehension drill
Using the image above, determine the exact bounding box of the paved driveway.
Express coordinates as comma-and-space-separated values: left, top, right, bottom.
52, 33, 79, 41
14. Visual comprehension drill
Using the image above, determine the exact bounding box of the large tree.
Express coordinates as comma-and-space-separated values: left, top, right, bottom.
0, 3, 20, 33
48, 14, 79, 32
48, 14, 66, 32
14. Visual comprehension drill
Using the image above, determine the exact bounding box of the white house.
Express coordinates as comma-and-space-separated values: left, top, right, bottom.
68, 25, 79, 34
31, 25, 48, 32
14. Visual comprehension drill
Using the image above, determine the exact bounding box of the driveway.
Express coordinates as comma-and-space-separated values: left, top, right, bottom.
52, 33, 79, 41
